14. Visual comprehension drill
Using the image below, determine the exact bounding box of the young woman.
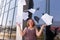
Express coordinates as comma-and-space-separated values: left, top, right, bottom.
16, 19, 46, 40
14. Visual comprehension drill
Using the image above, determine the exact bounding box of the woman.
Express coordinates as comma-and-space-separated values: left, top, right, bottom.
16, 19, 46, 40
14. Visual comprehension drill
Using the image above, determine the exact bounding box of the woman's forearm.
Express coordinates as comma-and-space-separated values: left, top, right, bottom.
20, 27, 27, 36
36, 25, 45, 37
16, 24, 25, 36
20, 30, 25, 36
38, 26, 44, 36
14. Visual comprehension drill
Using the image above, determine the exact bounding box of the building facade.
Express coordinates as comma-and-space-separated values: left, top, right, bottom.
0, 0, 18, 40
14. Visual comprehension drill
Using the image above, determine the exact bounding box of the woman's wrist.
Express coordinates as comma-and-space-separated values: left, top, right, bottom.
40, 27, 44, 30
41, 24, 46, 30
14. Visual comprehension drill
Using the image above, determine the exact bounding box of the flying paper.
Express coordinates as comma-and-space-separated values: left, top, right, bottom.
28, 8, 36, 14
41, 13, 53, 25
23, 12, 28, 20
21, 0, 26, 5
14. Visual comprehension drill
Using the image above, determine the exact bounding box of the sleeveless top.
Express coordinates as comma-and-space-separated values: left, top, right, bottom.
24, 27, 36, 40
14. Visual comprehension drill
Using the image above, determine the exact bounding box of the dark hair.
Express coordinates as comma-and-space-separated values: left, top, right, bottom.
26, 19, 35, 27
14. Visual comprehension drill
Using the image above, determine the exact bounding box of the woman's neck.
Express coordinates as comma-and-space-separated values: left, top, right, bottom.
28, 26, 34, 30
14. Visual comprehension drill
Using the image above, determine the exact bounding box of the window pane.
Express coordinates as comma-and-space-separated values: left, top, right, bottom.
6, 0, 10, 3
3, 0, 6, 7
2, 12, 7, 27
0, 11, 4, 25
2, 7, 4, 14
9, 0, 15, 9
7, 9, 14, 26
5, 3, 9, 12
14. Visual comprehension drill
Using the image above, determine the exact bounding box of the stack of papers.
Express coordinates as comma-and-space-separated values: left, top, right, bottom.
41, 13, 53, 25
28, 8, 36, 14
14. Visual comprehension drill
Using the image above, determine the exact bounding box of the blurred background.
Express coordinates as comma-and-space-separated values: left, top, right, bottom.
0, 0, 60, 40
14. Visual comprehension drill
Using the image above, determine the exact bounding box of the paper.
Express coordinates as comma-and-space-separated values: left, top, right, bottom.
21, 0, 26, 5
41, 13, 53, 25
28, 8, 36, 14
23, 12, 28, 20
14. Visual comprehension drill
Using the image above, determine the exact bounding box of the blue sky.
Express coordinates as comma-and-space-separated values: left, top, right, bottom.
32, 0, 60, 25
50, 0, 60, 22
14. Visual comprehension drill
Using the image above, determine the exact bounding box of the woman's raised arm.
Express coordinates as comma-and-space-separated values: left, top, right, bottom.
36, 24, 46, 37
16, 23, 27, 36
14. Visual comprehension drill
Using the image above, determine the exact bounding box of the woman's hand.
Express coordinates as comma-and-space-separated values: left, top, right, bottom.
42, 24, 47, 27
16, 23, 26, 36
41, 24, 47, 30
36, 24, 47, 37
16, 23, 21, 30
16, 23, 20, 26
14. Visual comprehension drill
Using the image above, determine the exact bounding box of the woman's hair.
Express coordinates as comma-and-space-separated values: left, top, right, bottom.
26, 19, 35, 27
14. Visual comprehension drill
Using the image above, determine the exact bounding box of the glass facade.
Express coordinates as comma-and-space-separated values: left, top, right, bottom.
0, 0, 17, 26
0, 0, 17, 40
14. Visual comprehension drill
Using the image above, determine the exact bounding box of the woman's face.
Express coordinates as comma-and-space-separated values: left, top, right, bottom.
28, 19, 34, 27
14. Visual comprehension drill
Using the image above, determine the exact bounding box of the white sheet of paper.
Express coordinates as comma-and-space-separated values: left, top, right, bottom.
28, 8, 36, 14
23, 12, 28, 20
21, 0, 26, 5
41, 13, 53, 25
